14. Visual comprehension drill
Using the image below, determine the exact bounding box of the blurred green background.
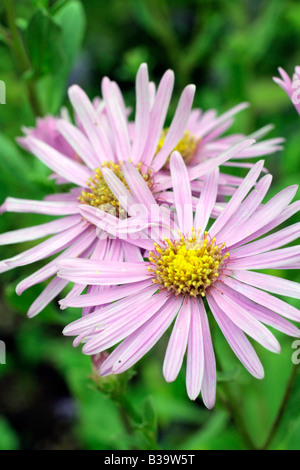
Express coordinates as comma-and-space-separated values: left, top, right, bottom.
0, 0, 300, 450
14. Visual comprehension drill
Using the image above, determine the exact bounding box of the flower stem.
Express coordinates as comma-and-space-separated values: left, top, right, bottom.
260, 363, 298, 450
217, 385, 256, 450
4, 0, 43, 117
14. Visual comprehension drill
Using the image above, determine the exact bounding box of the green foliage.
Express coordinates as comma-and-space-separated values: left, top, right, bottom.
25, 9, 64, 79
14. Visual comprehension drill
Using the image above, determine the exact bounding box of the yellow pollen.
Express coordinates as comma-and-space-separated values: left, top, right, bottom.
156, 129, 201, 167
79, 161, 153, 218
148, 229, 229, 297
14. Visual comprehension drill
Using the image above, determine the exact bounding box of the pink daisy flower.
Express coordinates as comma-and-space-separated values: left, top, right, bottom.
58, 154, 300, 408
154, 105, 284, 198
273, 66, 300, 115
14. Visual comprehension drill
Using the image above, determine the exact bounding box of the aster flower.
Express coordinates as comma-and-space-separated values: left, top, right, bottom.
273, 66, 300, 115
153, 106, 284, 199
58, 154, 300, 408
0, 64, 259, 317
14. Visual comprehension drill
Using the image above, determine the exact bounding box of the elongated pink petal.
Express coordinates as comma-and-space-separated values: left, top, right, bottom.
16, 229, 96, 295
101, 166, 136, 214
211, 287, 281, 353
198, 299, 216, 409
28, 277, 69, 318
186, 299, 204, 400
230, 200, 300, 250
152, 84, 196, 172
218, 174, 272, 243
0, 215, 81, 246
209, 160, 264, 238
194, 168, 219, 234
187, 139, 256, 182
25, 136, 91, 186
218, 282, 300, 337
105, 296, 181, 375
58, 259, 149, 285
224, 277, 300, 322
82, 288, 168, 354
5, 221, 88, 268
142, 70, 175, 166
68, 85, 115, 161
228, 246, 300, 270
63, 283, 155, 336
163, 299, 190, 382
131, 64, 150, 164
197, 102, 249, 137
227, 185, 298, 247
57, 119, 99, 169
207, 295, 264, 379
1, 198, 79, 216
169, 152, 193, 234
230, 222, 300, 259
101, 77, 131, 161
122, 161, 157, 210
60, 279, 150, 309
232, 270, 300, 299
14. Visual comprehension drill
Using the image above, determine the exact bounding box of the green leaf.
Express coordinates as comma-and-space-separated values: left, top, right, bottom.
53, 1, 86, 70
143, 396, 156, 431
0, 134, 32, 200
25, 9, 64, 78
0, 417, 19, 450
38, 1, 86, 113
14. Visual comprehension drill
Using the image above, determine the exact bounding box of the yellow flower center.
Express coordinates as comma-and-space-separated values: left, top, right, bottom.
79, 161, 153, 218
148, 229, 229, 297
156, 129, 200, 167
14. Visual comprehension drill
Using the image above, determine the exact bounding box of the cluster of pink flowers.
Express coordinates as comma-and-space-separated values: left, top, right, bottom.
0, 64, 299, 408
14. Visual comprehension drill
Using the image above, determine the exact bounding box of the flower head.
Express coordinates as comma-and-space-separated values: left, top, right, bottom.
58, 153, 300, 408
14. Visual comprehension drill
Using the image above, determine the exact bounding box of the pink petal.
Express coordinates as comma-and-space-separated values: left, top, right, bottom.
163, 299, 190, 382
0, 215, 81, 245
131, 64, 150, 164
25, 136, 91, 187
1, 198, 79, 216
223, 277, 300, 322
169, 152, 193, 234
152, 84, 196, 172
186, 299, 204, 400
58, 259, 149, 285
141, 69, 175, 166
68, 84, 115, 161
194, 168, 219, 234
198, 298, 216, 409
207, 295, 264, 379
211, 287, 281, 353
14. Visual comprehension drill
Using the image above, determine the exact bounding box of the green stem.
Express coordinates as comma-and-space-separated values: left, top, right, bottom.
4, 0, 43, 117
260, 364, 298, 450
214, 345, 256, 449
217, 385, 256, 450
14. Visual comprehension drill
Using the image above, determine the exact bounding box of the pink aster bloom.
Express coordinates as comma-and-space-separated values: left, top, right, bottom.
154, 106, 284, 197
58, 154, 300, 408
273, 66, 300, 116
